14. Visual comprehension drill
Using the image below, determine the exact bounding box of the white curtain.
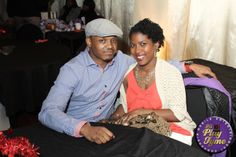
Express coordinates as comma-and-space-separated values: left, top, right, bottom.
185, 0, 236, 67
98, 0, 134, 43
132, 0, 236, 67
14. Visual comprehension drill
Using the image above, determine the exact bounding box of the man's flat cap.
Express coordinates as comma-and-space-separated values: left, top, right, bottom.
85, 18, 123, 37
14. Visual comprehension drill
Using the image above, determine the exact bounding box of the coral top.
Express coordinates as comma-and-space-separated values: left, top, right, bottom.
126, 70, 191, 136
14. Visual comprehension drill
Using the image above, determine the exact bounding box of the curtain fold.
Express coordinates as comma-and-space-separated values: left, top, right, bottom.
99, 0, 134, 44
133, 0, 236, 67
185, 0, 235, 67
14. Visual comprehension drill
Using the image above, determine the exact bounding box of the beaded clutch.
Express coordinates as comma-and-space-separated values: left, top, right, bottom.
127, 112, 172, 137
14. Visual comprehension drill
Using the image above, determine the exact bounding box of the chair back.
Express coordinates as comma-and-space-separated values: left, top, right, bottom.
184, 76, 232, 157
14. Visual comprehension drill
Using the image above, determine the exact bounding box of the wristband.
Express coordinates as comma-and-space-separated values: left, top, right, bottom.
184, 61, 194, 72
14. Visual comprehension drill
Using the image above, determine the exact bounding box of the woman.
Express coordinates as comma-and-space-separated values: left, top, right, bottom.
60, 0, 81, 23
113, 18, 196, 145
78, 0, 100, 24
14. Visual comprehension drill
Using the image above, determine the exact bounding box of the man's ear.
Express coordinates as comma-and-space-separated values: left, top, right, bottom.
86, 37, 92, 48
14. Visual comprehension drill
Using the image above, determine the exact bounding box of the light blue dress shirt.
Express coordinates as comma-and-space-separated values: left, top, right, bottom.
38, 48, 135, 136
38, 48, 184, 136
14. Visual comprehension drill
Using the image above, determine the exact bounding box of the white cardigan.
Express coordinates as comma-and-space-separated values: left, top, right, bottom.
119, 59, 196, 135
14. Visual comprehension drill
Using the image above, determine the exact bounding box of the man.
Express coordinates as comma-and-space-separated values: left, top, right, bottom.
39, 18, 216, 145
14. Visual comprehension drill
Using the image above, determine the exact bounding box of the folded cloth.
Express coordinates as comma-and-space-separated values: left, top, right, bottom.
0, 103, 10, 131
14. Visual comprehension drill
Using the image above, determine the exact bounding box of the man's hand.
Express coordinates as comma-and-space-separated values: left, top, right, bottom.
80, 123, 115, 144
189, 64, 217, 79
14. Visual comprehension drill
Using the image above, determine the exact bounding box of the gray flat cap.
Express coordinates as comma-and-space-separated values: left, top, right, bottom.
85, 18, 123, 37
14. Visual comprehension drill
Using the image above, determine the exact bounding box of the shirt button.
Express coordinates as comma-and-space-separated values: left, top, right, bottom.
105, 85, 107, 88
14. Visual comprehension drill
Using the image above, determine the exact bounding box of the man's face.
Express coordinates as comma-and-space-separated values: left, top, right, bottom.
86, 36, 118, 67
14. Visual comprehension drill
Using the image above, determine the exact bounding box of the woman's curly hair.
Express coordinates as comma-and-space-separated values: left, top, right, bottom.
129, 18, 165, 48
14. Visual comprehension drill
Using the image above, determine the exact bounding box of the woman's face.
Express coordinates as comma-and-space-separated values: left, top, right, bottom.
130, 32, 159, 67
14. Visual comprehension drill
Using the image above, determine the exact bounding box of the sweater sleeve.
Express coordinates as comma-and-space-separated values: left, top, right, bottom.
166, 68, 187, 121
157, 60, 196, 132
156, 60, 187, 121
118, 84, 128, 113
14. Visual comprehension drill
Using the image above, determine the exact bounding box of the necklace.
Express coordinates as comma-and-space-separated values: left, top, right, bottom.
134, 66, 155, 89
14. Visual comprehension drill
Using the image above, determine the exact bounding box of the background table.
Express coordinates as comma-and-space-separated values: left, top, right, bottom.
0, 41, 70, 117
46, 30, 85, 56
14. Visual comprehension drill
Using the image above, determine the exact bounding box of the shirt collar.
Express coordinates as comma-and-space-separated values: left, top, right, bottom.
83, 47, 116, 67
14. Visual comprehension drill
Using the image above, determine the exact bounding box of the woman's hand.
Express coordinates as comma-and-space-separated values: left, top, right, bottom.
116, 109, 153, 125
110, 104, 125, 121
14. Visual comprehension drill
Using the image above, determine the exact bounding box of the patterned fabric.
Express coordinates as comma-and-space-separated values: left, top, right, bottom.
124, 112, 171, 137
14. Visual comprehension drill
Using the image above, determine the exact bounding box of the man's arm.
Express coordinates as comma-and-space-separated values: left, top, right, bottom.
38, 64, 115, 144
188, 63, 217, 79
168, 60, 217, 79
38, 65, 82, 136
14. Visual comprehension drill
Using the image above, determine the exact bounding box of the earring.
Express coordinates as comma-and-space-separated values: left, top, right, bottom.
154, 49, 158, 57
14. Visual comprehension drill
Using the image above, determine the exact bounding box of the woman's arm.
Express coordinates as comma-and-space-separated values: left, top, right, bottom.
110, 104, 125, 120
117, 108, 179, 125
